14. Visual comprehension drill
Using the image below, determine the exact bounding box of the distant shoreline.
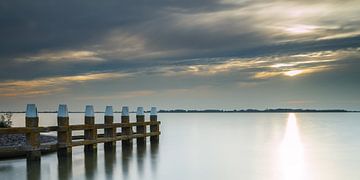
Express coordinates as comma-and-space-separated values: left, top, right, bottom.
158, 109, 359, 113
1, 109, 359, 113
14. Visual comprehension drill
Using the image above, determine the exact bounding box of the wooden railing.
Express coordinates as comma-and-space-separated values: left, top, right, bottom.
0, 104, 160, 160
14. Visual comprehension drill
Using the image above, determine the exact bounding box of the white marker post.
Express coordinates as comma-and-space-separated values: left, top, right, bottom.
57, 104, 71, 155
150, 107, 159, 143
25, 104, 41, 160
136, 107, 146, 145
104, 106, 115, 149
84, 105, 96, 152
121, 106, 132, 147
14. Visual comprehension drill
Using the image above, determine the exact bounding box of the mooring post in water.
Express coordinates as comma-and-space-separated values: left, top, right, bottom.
84, 105, 97, 152
136, 107, 146, 145
57, 104, 72, 155
25, 104, 41, 160
121, 106, 133, 147
104, 106, 116, 149
150, 107, 159, 143
57, 105, 73, 179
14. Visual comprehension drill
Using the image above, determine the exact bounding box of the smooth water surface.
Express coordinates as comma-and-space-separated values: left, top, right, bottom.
1, 113, 360, 180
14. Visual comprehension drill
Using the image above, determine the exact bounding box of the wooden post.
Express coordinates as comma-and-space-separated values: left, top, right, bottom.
136, 107, 146, 145
25, 104, 41, 161
104, 106, 116, 149
150, 107, 159, 143
121, 106, 132, 147
84, 105, 97, 152
57, 104, 72, 155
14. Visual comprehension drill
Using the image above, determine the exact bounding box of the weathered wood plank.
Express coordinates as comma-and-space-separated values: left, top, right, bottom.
0, 127, 34, 134
38, 126, 58, 132
70, 124, 94, 130
71, 132, 160, 147
0, 122, 160, 134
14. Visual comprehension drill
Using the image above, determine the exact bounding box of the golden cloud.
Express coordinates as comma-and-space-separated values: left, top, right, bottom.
17, 50, 104, 62
0, 72, 129, 97
158, 48, 359, 80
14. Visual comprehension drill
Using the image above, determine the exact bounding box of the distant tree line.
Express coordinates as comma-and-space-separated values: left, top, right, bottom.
158, 108, 352, 113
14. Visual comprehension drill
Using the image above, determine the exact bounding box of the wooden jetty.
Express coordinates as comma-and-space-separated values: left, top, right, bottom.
0, 104, 160, 160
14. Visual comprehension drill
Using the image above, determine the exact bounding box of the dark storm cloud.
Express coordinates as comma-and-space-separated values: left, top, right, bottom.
0, 0, 254, 81
0, 0, 231, 59
1, 0, 360, 78
0, 35, 359, 81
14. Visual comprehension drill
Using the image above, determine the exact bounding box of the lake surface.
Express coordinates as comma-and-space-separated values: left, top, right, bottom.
1, 113, 360, 180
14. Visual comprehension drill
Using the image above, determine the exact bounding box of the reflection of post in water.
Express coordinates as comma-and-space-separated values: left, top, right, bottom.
150, 142, 159, 174
104, 145, 116, 180
26, 159, 41, 180
121, 145, 133, 178
136, 142, 146, 177
57, 151, 73, 180
84, 150, 97, 180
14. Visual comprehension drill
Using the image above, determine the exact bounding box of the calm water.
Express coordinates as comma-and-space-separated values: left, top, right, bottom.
1, 113, 360, 180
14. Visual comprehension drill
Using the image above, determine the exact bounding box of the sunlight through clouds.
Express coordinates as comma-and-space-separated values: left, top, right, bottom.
1, 48, 357, 98
156, 48, 359, 80
0, 72, 129, 97
284, 70, 303, 77
285, 25, 319, 35
17, 50, 104, 62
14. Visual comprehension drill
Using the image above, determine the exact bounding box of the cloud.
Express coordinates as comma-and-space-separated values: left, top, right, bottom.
16, 50, 103, 62
2, 0, 359, 64
75, 90, 156, 100
0, 72, 129, 97
0, 47, 358, 98
150, 48, 359, 80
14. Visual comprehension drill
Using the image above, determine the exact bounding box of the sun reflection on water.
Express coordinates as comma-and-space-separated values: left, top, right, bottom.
279, 113, 307, 180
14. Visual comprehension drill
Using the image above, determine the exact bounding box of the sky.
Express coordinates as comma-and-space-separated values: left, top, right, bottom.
0, 0, 360, 111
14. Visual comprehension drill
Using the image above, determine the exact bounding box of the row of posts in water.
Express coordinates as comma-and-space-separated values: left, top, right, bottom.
24, 104, 160, 161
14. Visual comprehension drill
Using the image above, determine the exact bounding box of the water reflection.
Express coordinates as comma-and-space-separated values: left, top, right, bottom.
150, 142, 159, 177
58, 152, 73, 180
121, 145, 133, 179
84, 150, 98, 179
104, 146, 116, 180
136, 143, 146, 178
27, 159, 41, 180
279, 113, 306, 180
3, 113, 360, 180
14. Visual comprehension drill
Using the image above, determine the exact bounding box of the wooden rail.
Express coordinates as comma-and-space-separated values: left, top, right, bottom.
0, 104, 160, 160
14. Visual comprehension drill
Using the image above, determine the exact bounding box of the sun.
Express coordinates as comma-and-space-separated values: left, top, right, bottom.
285, 25, 318, 34
284, 70, 303, 76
